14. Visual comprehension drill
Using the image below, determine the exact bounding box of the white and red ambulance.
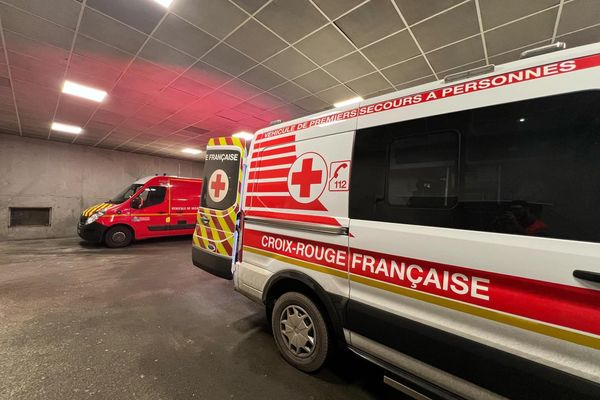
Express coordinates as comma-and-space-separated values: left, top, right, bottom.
193, 43, 600, 399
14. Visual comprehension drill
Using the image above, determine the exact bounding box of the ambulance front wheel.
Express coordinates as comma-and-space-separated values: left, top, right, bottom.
271, 292, 330, 373
104, 226, 133, 248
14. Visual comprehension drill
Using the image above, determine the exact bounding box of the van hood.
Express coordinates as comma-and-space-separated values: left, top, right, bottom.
82, 203, 113, 217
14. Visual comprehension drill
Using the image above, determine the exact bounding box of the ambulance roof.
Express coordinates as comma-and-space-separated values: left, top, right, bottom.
133, 175, 197, 184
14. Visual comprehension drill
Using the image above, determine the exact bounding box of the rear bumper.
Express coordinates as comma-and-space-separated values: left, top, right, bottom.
78, 222, 106, 242
192, 246, 233, 280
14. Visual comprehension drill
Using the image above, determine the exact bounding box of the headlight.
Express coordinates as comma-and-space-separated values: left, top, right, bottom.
86, 211, 105, 225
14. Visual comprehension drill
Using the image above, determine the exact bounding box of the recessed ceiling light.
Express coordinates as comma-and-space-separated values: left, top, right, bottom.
519, 117, 526, 122
62, 81, 107, 102
51, 122, 82, 134
182, 148, 202, 155
153, 0, 173, 7
334, 96, 363, 108
232, 131, 254, 141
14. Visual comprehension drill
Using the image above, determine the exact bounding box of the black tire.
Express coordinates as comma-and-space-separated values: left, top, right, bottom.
104, 226, 133, 248
271, 292, 330, 373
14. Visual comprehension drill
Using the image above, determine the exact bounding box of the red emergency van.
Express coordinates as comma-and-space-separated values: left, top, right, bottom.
78, 175, 202, 247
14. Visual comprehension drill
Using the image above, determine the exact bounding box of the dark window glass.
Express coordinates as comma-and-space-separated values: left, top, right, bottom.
110, 184, 143, 204
10, 208, 51, 226
138, 186, 166, 208
350, 91, 600, 243
388, 131, 458, 208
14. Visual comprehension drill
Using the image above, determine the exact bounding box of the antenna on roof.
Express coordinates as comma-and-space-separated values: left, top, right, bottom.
520, 42, 566, 59
444, 64, 495, 83
270, 119, 283, 126
163, 173, 167, 176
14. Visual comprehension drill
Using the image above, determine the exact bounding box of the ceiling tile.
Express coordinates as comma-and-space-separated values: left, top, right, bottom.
220, 79, 262, 101
216, 108, 250, 122
381, 56, 431, 85
239, 65, 286, 91
293, 69, 338, 93
557, 0, 600, 35
3, 31, 69, 67
426, 36, 485, 73
295, 24, 355, 65
79, 8, 147, 54
361, 29, 419, 69
294, 95, 330, 113
86, 0, 166, 34
393, 0, 464, 25
487, 40, 551, 65
139, 38, 196, 72
411, 1, 479, 52
334, 0, 405, 47
364, 87, 395, 99
255, 0, 327, 43
153, 14, 218, 58
3, 0, 81, 29
225, 19, 287, 61
202, 43, 256, 76
170, 0, 248, 39
185, 60, 234, 88
322, 51, 375, 82
480, 0, 558, 31
268, 81, 311, 102
346, 72, 392, 97
316, 85, 357, 104
263, 47, 317, 80
169, 76, 212, 98
251, 92, 284, 110
394, 75, 435, 91
485, 9, 556, 56
312, 0, 365, 20
231, 0, 269, 14
557, 23, 600, 48
0, 3, 74, 50
74, 34, 133, 67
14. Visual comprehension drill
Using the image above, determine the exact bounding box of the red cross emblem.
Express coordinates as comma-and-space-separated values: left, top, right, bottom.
208, 169, 229, 202
287, 153, 327, 204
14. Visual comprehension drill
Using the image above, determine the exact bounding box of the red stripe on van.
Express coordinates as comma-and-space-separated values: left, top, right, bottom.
245, 196, 327, 211
248, 168, 290, 180
249, 155, 296, 168
253, 134, 295, 149
253, 145, 296, 158
250, 181, 289, 193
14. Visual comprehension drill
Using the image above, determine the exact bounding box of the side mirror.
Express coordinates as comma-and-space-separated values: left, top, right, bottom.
130, 197, 142, 209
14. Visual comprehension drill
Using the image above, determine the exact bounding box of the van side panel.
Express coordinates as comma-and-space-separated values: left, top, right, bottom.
237, 131, 354, 307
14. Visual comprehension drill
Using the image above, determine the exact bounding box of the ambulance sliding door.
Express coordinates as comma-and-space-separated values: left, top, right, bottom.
347, 92, 600, 398
192, 137, 244, 280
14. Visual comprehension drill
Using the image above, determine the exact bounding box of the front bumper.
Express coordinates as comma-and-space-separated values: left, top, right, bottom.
77, 221, 107, 242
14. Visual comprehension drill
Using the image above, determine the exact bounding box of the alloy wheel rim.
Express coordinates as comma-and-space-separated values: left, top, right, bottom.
279, 305, 316, 358
112, 231, 126, 243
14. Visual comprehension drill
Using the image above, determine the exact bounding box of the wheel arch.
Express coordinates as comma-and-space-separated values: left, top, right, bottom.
262, 270, 347, 343
103, 223, 135, 241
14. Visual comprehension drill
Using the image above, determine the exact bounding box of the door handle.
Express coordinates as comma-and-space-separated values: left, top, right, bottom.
573, 270, 600, 283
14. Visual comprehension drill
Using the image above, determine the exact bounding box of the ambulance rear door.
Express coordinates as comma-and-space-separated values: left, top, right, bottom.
192, 137, 245, 279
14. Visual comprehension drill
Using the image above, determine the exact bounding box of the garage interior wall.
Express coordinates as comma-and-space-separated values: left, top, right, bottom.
0, 134, 204, 241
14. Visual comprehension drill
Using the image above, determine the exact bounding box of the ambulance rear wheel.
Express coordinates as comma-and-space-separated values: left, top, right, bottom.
104, 226, 133, 248
272, 292, 330, 373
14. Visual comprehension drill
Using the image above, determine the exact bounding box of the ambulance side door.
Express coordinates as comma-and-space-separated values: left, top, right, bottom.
169, 178, 200, 233
346, 92, 600, 398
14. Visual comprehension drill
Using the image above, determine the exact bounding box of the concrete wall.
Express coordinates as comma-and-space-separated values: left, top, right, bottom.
0, 134, 204, 240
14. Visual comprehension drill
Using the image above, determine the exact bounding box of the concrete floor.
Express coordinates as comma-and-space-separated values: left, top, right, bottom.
0, 237, 400, 399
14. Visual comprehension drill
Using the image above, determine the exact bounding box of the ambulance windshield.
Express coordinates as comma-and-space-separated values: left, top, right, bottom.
109, 184, 144, 204
201, 149, 241, 210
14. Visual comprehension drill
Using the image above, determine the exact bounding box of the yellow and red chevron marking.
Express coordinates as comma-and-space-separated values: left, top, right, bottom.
82, 203, 112, 217
194, 136, 245, 258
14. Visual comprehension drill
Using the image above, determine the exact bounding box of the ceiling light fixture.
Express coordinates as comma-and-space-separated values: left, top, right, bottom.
51, 122, 83, 134
62, 81, 107, 102
232, 131, 254, 141
153, 0, 173, 7
182, 148, 202, 155
334, 96, 363, 108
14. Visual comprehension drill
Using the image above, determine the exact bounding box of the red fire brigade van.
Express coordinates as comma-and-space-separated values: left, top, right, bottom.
79, 175, 201, 247
193, 43, 600, 399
